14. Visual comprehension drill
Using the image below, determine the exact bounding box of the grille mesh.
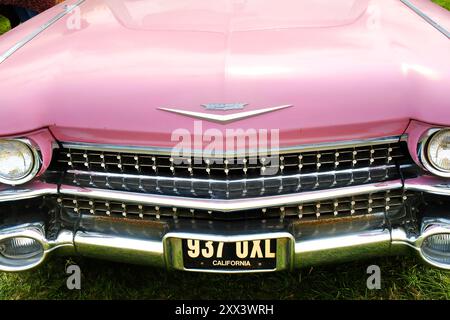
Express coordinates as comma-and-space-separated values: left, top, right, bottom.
56, 144, 404, 178
51, 142, 412, 199
55, 189, 411, 222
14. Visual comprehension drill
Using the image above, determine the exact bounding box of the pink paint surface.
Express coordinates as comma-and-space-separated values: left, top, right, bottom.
0, 0, 449, 149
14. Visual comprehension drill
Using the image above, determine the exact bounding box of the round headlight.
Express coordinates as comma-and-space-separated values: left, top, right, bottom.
426, 129, 450, 175
0, 140, 37, 185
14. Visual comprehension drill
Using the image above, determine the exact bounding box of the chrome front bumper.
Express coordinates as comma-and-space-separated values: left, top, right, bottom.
0, 176, 449, 273
1, 211, 449, 272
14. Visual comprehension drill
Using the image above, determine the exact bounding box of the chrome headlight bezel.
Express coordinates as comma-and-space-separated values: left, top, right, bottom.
418, 128, 450, 178
0, 139, 41, 185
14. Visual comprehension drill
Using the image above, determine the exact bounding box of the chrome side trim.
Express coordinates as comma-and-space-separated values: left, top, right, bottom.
400, 0, 450, 39
61, 135, 402, 157
0, 181, 58, 203
0, 0, 85, 65
59, 180, 403, 212
400, 133, 409, 143
404, 175, 450, 196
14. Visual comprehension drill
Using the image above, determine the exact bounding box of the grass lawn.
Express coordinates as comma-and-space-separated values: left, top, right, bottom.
0, 15, 11, 35
0, 255, 449, 299
433, 0, 450, 10
0, 257, 450, 299
1, 0, 450, 300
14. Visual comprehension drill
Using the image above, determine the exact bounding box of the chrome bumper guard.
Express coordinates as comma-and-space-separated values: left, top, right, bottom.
0, 176, 449, 273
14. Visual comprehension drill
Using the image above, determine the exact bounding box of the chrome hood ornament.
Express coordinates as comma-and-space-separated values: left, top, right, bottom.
202, 103, 247, 111
158, 105, 292, 123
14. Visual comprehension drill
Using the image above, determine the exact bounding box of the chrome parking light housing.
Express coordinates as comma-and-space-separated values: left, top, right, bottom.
417, 218, 450, 269
422, 234, 450, 266
0, 224, 47, 271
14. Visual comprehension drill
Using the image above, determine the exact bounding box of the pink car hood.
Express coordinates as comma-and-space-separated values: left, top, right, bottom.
0, 0, 449, 148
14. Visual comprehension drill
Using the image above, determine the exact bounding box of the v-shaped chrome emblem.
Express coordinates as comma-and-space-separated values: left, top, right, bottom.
158, 105, 292, 124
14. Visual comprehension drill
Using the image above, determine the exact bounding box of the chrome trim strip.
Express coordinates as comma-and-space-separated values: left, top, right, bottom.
61, 135, 402, 157
400, 133, 409, 142
404, 175, 450, 196
0, 181, 58, 203
67, 164, 400, 184
2, 175, 446, 207
400, 0, 450, 39
59, 180, 403, 212
0, 0, 85, 65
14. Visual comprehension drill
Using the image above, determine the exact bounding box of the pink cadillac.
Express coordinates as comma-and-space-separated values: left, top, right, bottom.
0, 0, 449, 273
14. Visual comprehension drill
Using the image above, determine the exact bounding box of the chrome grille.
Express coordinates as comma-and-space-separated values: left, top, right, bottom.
51, 142, 412, 199
55, 189, 412, 222
57, 143, 404, 178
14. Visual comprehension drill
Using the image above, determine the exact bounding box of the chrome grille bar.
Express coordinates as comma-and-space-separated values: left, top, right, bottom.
56, 188, 411, 222
63, 164, 403, 198
61, 136, 402, 156
59, 180, 403, 212
66, 164, 399, 184
50, 140, 412, 199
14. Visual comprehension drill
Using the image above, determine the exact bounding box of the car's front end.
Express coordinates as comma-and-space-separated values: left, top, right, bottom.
0, 0, 450, 273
